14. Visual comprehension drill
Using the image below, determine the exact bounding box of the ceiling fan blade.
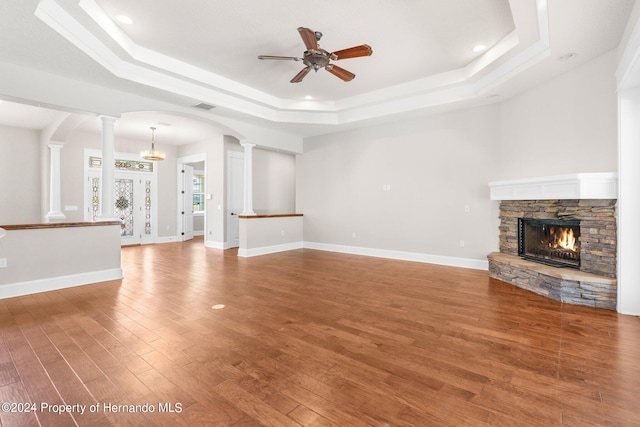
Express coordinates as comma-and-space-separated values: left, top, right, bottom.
258, 55, 302, 61
297, 27, 318, 51
326, 64, 355, 82
331, 44, 373, 60
290, 66, 312, 83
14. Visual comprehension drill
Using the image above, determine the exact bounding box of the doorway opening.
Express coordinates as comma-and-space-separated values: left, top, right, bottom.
177, 154, 206, 243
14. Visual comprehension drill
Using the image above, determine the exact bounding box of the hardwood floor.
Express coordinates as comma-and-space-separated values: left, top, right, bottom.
1, 238, 639, 426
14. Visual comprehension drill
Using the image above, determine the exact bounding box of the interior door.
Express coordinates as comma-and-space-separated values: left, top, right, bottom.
181, 164, 194, 241
226, 151, 244, 248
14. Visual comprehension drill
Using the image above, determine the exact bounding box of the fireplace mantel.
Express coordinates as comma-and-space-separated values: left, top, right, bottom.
488, 173, 617, 201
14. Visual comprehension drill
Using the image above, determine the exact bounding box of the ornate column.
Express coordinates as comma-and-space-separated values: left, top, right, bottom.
98, 115, 118, 221
45, 142, 66, 222
240, 141, 256, 215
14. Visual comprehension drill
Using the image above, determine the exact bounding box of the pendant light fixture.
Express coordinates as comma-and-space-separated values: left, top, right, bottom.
140, 126, 165, 161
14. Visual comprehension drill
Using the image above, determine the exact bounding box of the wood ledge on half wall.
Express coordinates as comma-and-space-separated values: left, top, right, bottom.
238, 213, 303, 219
0, 221, 122, 230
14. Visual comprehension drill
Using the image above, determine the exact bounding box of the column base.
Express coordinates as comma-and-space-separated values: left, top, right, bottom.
45, 211, 66, 223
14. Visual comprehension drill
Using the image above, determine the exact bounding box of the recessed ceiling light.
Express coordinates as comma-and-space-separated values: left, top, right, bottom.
116, 15, 133, 25
304, 95, 313, 100
473, 45, 487, 53
558, 53, 577, 62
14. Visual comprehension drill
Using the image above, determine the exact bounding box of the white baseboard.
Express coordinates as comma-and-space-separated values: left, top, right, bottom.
155, 235, 180, 244
205, 240, 226, 249
0, 268, 124, 300
153, 236, 226, 249
303, 242, 489, 270
238, 242, 304, 257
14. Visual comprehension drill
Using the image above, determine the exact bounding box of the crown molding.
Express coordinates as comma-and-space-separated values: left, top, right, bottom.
35, 0, 550, 126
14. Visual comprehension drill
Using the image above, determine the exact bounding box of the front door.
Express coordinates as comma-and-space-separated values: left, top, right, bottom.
85, 154, 157, 245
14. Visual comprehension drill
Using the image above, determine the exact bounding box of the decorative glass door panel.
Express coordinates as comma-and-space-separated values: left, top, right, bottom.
144, 180, 152, 236
115, 179, 134, 238
87, 170, 156, 245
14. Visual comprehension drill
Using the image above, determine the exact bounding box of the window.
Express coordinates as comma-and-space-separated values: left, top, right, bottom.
193, 173, 205, 212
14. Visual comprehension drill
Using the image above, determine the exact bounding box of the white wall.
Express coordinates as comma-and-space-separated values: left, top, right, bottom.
497, 51, 618, 180
617, 76, 640, 315
253, 148, 296, 214
193, 214, 204, 234
0, 224, 122, 298
297, 50, 619, 265
298, 105, 501, 262
239, 216, 303, 257
0, 125, 41, 224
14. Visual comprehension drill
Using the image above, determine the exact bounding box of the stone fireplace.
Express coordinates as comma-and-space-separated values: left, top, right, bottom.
487, 173, 618, 310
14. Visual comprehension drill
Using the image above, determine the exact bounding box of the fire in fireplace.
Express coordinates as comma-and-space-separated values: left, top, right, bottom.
518, 218, 581, 268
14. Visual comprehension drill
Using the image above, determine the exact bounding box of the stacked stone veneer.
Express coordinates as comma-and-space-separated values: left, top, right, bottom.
499, 199, 617, 277
489, 199, 617, 310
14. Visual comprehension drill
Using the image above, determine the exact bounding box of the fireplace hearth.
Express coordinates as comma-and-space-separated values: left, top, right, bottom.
518, 218, 580, 268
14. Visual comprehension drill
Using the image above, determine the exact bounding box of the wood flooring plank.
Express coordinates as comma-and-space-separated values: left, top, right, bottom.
286, 405, 335, 427
139, 350, 246, 424
0, 239, 638, 425
0, 382, 40, 427
135, 367, 197, 410
268, 375, 371, 427
0, 362, 20, 388
1, 326, 75, 426
214, 379, 301, 427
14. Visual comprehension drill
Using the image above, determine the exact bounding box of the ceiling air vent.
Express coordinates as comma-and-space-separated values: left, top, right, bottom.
192, 102, 216, 111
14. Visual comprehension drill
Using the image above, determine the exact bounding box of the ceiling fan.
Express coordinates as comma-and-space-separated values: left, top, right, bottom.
258, 27, 373, 83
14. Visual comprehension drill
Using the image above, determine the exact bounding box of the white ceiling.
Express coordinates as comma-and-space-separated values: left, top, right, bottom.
0, 0, 635, 144
96, 0, 515, 101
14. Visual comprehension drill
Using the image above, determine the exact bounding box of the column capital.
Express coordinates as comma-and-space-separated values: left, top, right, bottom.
97, 114, 119, 125
240, 141, 255, 149
47, 142, 64, 150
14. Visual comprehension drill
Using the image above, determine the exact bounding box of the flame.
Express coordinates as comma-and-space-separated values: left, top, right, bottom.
549, 227, 577, 251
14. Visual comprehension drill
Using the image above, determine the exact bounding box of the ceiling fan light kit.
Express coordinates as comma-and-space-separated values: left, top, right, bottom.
258, 27, 372, 83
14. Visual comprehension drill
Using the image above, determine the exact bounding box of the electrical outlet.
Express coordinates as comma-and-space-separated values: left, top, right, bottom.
464, 205, 470, 213
459, 240, 465, 248
352, 232, 356, 239
0, 258, 7, 268
281, 230, 285, 236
